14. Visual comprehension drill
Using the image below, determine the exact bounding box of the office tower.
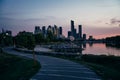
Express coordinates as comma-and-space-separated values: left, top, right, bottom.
71, 20, 74, 37
34, 26, 41, 34
68, 31, 71, 38
59, 27, 62, 35
42, 26, 46, 34
78, 25, 82, 39
76, 33, 79, 38
42, 26, 46, 37
83, 34, 86, 40
47, 25, 52, 33
54, 25, 58, 36
73, 29, 77, 38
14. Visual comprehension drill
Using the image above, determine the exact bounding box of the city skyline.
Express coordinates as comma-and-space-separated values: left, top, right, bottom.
0, 0, 120, 39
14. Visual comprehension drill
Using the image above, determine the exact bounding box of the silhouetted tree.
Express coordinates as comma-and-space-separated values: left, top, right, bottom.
34, 33, 44, 44
106, 36, 120, 48
15, 31, 35, 50
46, 31, 55, 42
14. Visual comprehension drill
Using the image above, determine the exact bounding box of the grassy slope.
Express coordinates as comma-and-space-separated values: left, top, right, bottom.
0, 52, 40, 80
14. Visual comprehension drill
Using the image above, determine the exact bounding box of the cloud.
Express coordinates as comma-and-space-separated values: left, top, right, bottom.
105, 18, 120, 27
110, 18, 120, 24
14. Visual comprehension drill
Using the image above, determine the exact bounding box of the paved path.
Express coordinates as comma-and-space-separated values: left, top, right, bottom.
4, 47, 101, 80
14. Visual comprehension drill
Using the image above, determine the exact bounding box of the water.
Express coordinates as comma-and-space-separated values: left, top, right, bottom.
82, 43, 120, 56
35, 43, 120, 56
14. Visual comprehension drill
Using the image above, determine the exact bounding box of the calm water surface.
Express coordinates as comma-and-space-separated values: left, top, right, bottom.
82, 43, 120, 56
35, 43, 120, 56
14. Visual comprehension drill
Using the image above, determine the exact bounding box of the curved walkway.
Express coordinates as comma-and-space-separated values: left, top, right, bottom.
4, 47, 101, 80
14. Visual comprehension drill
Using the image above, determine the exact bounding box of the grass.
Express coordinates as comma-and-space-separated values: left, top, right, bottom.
81, 55, 120, 80
0, 52, 40, 80
47, 54, 120, 80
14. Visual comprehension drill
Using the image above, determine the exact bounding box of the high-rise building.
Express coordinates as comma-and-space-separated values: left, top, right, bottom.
68, 31, 71, 38
78, 25, 82, 39
71, 20, 74, 37
42, 26, 46, 37
83, 34, 86, 40
54, 25, 58, 36
34, 26, 41, 34
47, 25, 52, 33
73, 29, 77, 38
42, 26, 46, 34
68, 20, 82, 39
59, 27, 62, 35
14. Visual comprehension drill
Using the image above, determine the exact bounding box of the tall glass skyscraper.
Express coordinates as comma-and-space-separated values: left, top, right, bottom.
59, 27, 62, 35
71, 20, 74, 36
78, 25, 82, 39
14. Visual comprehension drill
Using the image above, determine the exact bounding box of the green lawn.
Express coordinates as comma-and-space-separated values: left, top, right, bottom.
0, 52, 40, 80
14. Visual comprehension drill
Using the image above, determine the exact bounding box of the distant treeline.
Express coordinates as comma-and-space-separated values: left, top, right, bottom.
105, 36, 120, 48
0, 31, 65, 49
14, 31, 65, 49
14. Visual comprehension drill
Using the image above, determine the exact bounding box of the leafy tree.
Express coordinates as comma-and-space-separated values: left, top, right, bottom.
34, 33, 44, 44
46, 31, 55, 42
106, 36, 120, 48
15, 31, 35, 50
27, 34, 35, 50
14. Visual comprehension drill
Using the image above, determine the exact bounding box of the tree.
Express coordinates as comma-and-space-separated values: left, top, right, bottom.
46, 31, 55, 42
34, 33, 44, 44
27, 34, 35, 50
15, 31, 35, 50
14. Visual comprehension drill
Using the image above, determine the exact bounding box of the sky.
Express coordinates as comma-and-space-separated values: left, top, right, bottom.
0, 0, 120, 39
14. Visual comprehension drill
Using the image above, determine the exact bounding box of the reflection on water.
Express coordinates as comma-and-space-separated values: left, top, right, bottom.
35, 43, 120, 56
82, 43, 120, 56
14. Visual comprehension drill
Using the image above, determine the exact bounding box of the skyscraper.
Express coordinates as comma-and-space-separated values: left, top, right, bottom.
73, 29, 77, 38
78, 25, 82, 39
68, 31, 71, 38
83, 34, 86, 40
34, 26, 41, 34
68, 20, 84, 40
59, 27, 62, 35
54, 25, 58, 36
42, 26, 46, 33
71, 20, 74, 37
47, 25, 52, 33
42, 26, 46, 37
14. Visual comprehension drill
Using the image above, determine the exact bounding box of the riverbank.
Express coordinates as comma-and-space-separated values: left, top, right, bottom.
0, 50, 40, 80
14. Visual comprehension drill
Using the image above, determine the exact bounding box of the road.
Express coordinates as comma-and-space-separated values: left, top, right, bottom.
4, 47, 101, 80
